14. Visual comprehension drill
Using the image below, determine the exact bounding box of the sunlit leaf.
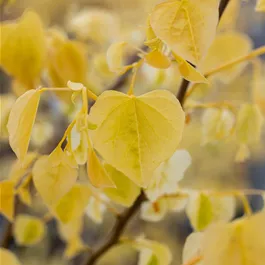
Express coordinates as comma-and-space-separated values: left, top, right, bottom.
150, 0, 219, 65
87, 149, 115, 188
186, 192, 235, 231
13, 214, 46, 246
103, 164, 140, 207
146, 150, 191, 202
106, 42, 133, 74
144, 50, 171, 69
202, 108, 235, 145
0, 181, 15, 221
0, 94, 15, 139
85, 195, 106, 224
236, 104, 264, 145
88, 90, 185, 188
48, 40, 88, 90
33, 147, 78, 207
173, 53, 208, 83
7, 89, 40, 161
203, 212, 265, 265
200, 32, 253, 83
182, 232, 203, 265
53, 184, 91, 224
132, 238, 172, 265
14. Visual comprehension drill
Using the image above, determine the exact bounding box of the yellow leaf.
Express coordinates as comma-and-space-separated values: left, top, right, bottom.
88, 90, 185, 188
0, 249, 21, 265
182, 232, 203, 265
186, 192, 235, 231
252, 59, 265, 116
236, 104, 264, 145
150, 0, 219, 65
132, 238, 172, 265
53, 184, 91, 224
69, 118, 90, 165
141, 196, 187, 222
32, 147, 78, 207
0, 94, 15, 139
9, 152, 38, 183
203, 212, 265, 265
7, 90, 40, 161
256, 0, 265, 11
13, 214, 46, 246
173, 53, 208, 83
85, 195, 106, 224
144, 50, 171, 69
200, 32, 253, 83
0, 181, 15, 221
87, 149, 115, 188
146, 150, 191, 202
48, 40, 88, 87
201, 108, 235, 145
58, 218, 86, 258
218, 0, 240, 31
144, 15, 163, 51
16, 174, 32, 206
64, 237, 86, 259
106, 42, 133, 74
0, 10, 46, 88
103, 164, 140, 207
67, 81, 84, 91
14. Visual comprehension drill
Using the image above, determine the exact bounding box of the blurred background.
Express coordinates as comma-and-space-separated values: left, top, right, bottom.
0, 0, 265, 264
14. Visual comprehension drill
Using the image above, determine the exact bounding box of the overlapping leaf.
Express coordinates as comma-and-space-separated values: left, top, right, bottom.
32, 147, 78, 207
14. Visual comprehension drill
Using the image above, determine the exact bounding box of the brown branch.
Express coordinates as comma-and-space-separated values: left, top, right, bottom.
82, 192, 146, 265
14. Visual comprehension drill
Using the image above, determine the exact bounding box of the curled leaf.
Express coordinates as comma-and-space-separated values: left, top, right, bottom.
106, 42, 133, 74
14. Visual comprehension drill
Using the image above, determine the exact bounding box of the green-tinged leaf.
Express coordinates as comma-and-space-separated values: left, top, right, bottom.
186, 192, 235, 231
103, 164, 140, 207
88, 90, 185, 188
53, 184, 91, 224
13, 214, 46, 246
